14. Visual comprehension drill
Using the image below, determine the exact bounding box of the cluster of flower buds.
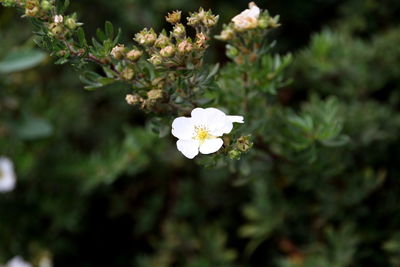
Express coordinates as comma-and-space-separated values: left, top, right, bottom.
125, 88, 164, 109
215, 2, 280, 63
132, 8, 218, 70
47, 14, 81, 37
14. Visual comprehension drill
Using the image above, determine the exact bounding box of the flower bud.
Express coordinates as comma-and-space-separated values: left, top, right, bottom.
41, 0, 52, 11
134, 28, 157, 46
226, 45, 238, 58
125, 94, 141, 105
229, 149, 241, 160
155, 32, 170, 48
126, 49, 142, 61
160, 45, 175, 57
49, 23, 64, 36
25, 6, 39, 17
177, 39, 193, 54
165, 10, 181, 24
257, 17, 269, 29
236, 136, 252, 152
203, 14, 219, 27
147, 89, 163, 101
172, 23, 186, 38
268, 16, 281, 28
195, 32, 207, 48
65, 17, 78, 30
110, 44, 125, 59
148, 54, 163, 66
121, 67, 134, 80
216, 28, 235, 41
25, 0, 40, 17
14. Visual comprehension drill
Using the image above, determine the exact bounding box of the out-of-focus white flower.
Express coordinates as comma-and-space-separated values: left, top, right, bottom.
231, 2, 260, 30
171, 107, 244, 159
0, 157, 16, 193
6, 256, 32, 267
54, 15, 63, 24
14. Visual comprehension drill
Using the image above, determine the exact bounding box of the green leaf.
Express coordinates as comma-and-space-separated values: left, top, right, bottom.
15, 117, 53, 140
76, 28, 87, 47
105, 21, 114, 39
0, 49, 47, 74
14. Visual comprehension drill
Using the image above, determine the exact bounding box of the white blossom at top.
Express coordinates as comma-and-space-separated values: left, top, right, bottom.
54, 15, 64, 24
6, 256, 32, 267
231, 2, 260, 30
0, 157, 16, 193
171, 107, 244, 159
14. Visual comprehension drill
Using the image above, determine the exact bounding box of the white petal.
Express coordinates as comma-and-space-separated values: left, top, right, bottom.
192, 108, 227, 136
0, 157, 16, 192
199, 138, 224, 154
171, 117, 195, 140
219, 115, 244, 135
176, 139, 199, 159
227, 115, 244, 123
248, 3, 260, 18
6, 256, 32, 267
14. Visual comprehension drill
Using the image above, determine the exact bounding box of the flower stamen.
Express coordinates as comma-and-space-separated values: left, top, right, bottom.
194, 126, 213, 143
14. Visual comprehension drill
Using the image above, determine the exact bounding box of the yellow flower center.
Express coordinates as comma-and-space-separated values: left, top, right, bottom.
194, 126, 212, 143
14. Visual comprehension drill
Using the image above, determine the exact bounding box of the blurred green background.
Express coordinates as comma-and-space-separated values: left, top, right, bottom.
1, 0, 400, 266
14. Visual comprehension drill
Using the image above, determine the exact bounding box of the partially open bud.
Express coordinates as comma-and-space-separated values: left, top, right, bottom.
177, 39, 193, 54
148, 54, 163, 66
160, 45, 175, 57
126, 49, 142, 61
165, 10, 181, 24
232, 2, 260, 31
134, 28, 157, 46
121, 67, 134, 80
110, 44, 126, 59
126, 94, 141, 105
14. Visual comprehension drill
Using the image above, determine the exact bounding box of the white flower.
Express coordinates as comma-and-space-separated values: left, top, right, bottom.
6, 256, 32, 267
54, 15, 63, 24
171, 107, 244, 159
231, 2, 260, 30
0, 157, 16, 193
